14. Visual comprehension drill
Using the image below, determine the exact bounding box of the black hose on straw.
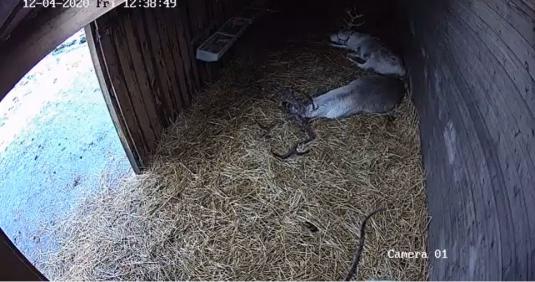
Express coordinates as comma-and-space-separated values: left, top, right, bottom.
344, 208, 387, 281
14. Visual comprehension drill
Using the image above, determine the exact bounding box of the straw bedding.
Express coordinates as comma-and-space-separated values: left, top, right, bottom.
42, 37, 428, 280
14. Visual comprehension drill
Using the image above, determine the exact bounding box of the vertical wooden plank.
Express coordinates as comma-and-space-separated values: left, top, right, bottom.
185, 0, 211, 83
199, 0, 215, 82
204, 0, 220, 81
166, 8, 195, 103
177, 7, 200, 91
163, 9, 191, 106
131, 8, 169, 128
188, 0, 203, 34
92, 18, 149, 169
216, 0, 227, 25
207, 0, 218, 26
85, 23, 141, 174
143, 8, 181, 120
153, 8, 185, 112
122, 11, 163, 139
141, 8, 177, 123
181, 0, 195, 38
178, 1, 202, 89
113, 18, 157, 151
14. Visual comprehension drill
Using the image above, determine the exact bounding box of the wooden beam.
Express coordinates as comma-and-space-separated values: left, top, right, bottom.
85, 24, 142, 174
0, 0, 19, 29
0, 0, 126, 102
0, 228, 46, 280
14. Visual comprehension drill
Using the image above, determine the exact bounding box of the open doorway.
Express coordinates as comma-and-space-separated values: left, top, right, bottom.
0, 30, 132, 269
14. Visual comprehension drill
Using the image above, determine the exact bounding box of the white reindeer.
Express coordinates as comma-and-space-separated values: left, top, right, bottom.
330, 30, 406, 77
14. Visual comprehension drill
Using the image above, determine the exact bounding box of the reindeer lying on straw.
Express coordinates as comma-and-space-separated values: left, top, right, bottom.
330, 8, 406, 77
293, 7, 406, 121
287, 76, 404, 119
272, 75, 404, 159
273, 8, 406, 159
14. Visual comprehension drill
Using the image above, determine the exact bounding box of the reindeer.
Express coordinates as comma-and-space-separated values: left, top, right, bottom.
272, 77, 404, 159
330, 9, 406, 77
288, 76, 405, 119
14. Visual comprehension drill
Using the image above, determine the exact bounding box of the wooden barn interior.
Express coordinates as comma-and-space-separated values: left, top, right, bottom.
0, 0, 534, 280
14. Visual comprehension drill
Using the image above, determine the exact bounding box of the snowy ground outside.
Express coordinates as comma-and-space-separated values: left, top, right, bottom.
0, 30, 132, 267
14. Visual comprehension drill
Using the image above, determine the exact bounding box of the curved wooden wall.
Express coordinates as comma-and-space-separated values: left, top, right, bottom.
400, 0, 535, 279
0, 1, 125, 103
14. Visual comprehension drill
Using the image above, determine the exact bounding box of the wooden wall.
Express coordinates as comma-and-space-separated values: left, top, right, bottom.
0, 229, 45, 280
0, 1, 248, 276
0, 1, 41, 41
398, 0, 535, 279
88, 0, 248, 172
0, 1, 125, 103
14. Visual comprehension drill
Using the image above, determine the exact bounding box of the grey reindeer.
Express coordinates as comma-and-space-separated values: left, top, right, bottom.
273, 76, 404, 159
288, 75, 405, 119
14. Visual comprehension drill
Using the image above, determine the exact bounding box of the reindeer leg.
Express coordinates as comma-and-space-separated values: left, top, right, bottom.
272, 119, 316, 160
296, 118, 317, 151
272, 143, 310, 160
347, 52, 364, 59
330, 43, 349, 49
273, 89, 319, 160
303, 93, 318, 111
347, 53, 367, 65
357, 61, 370, 70
348, 57, 371, 70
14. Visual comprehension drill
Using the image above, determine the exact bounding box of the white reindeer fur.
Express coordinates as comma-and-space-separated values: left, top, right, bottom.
330, 31, 406, 77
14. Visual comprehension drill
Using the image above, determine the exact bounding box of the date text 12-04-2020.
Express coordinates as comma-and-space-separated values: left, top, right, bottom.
23, 0, 178, 9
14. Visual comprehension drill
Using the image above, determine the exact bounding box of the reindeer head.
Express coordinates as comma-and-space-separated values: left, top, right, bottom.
330, 30, 368, 48
280, 89, 315, 120
330, 7, 366, 47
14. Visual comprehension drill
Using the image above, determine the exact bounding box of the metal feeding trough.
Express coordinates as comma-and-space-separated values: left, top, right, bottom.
196, 0, 271, 62
196, 17, 252, 62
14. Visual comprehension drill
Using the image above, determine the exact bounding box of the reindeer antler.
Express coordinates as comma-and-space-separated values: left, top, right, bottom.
344, 7, 365, 30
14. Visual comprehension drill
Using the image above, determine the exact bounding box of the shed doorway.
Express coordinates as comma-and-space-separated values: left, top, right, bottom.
0, 30, 132, 271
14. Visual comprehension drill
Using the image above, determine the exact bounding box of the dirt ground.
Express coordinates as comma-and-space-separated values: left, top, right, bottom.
0, 31, 132, 267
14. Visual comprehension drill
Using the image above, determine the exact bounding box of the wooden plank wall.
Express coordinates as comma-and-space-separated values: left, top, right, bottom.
0, 2, 125, 102
89, 0, 248, 171
398, 0, 535, 280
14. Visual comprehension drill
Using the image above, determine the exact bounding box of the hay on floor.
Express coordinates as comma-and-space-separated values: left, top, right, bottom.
42, 40, 428, 281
